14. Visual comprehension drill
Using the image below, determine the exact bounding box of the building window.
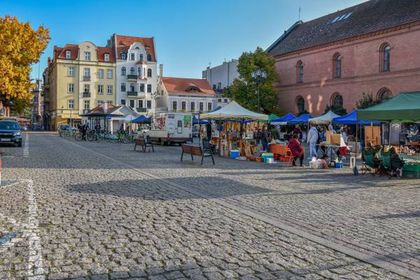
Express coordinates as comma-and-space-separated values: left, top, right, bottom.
68, 67, 75, 76
333, 53, 342, 78
65, 50, 71, 59
107, 101, 112, 105
208, 103, 212, 111
191, 102, 195, 112
147, 69, 152, 78
140, 83, 145, 92
104, 53, 109, 62
380, 43, 391, 72
83, 68, 90, 78
97, 100, 103, 105
68, 83, 74, 93
138, 100, 144, 108
139, 54, 144, 61
147, 53, 152, 61
217, 82, 221, 90
137, 67, 142, 76
129, 100, 135, 108
130, 67, 135, 75
218, 98, 222, 102
121, 67, 126, 76
130, 53, 135, 61
98, 69, 104, 79
147, 100, 152, 109
147, 84, 152, 93
296, 96, 305, 114
296, 60, 304, 83
377, 87, 392, 102
172, 101, 177, 111
107, 69, 113, 79
224, 98, 228, 103
181, 101, 186, 111
84, 84, 90, 93
213, 84, 217, 90
121, 99, 126, 105
68, 99, 74, 109
120, 52, 126, 60
331, 93, 343, 109
84, 51, 91, 61
130, 83, 136, 92
97, 84, 104, 95
199, 102, 204, 112
121, 83, 126, 92
84, 100, 90, 110
107, 85, 113, 95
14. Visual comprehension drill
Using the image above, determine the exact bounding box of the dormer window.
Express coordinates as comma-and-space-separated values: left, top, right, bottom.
65, 50, 71, 59
147, 54, 152, 61
120, 52, 127, 60
186, 86, 201, 93
130, 53, 135, 61
84, 51, 91, 61
104, 53, 110, 62
139, 54, 144, 61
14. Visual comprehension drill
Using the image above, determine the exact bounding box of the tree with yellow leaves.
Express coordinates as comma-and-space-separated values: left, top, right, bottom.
0, 16, 49, 113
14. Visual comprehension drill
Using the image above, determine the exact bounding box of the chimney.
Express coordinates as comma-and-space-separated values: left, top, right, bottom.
159, 64, 163, 77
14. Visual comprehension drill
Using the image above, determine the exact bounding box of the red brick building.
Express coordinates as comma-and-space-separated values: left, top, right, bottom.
267, 0, 420, 116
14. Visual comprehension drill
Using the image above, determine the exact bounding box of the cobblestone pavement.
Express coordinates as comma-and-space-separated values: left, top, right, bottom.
0, 133, 418, 279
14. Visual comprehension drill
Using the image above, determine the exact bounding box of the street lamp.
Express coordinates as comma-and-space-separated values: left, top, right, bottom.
251, 69, 267, 113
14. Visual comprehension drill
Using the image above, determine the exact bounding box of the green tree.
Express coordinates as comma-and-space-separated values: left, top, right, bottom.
225, 47, 280, 114
0, 16, 49, 113
356, 92, 379, 109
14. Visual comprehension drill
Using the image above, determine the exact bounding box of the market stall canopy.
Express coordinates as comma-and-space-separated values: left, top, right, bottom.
357, 92, 420, 122
288, 113, 312, 125
333, 110, 381, 125
200, 101, 268, 121
309, 111, 340, 125
271, 113, 296, 125
132, 115, 151, 124
268, 113, 280, 123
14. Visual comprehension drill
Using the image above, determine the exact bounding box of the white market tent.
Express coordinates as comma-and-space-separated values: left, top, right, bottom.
309, 110, 340, 125
200, 101, 268, 121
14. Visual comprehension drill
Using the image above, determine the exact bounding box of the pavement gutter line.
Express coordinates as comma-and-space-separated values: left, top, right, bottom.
24, 179, 45, 280
65, 139, 419, 280
23, 133, 30, 158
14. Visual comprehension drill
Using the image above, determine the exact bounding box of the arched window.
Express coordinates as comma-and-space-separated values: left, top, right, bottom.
296, 61, 304, 83
333, 53, 342, 78
296, 96, 305, 113
147, 53, 152, 61
130, 67, 135, 75
121, 67, 126, 76
137, 67, 142, 76
331, 93, 343, 108
377, 88, 392, 102
380, 43, 391, 72
147, 69, 152, 78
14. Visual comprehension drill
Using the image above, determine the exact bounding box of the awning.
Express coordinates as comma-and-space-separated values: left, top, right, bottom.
200, 101, 268, 121
288, 113, 312, 125
333, 110, 381, 125
357, 92, 420, 122
271, 113, 296, 125
309, 111, 340, 124
132, 115, 151, 124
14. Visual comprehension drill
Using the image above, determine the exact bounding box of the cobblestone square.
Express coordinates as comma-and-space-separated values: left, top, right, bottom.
0, 133, 419, 279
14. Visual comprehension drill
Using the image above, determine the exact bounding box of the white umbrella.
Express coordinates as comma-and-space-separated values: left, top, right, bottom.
200, 101, 268, 121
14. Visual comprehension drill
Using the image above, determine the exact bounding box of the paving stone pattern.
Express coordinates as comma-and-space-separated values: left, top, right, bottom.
0, 133, 417, 279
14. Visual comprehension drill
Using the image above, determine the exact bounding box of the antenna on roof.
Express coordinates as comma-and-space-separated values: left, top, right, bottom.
298, 6, 301, 20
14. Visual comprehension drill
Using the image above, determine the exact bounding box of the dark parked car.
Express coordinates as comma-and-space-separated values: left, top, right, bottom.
0, 120, 23, 147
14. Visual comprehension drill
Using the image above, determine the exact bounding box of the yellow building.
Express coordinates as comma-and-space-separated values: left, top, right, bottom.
44, 41, 116, 130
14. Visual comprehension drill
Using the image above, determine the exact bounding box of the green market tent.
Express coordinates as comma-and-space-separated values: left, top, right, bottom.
357, 92, 420, 122
268, 113, 280, 123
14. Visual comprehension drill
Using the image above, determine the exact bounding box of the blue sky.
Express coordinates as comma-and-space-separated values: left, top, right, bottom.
0, 0, 366, 80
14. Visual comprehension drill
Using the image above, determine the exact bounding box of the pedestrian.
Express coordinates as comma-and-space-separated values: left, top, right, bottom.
288, 134, 304, 166
307, 123, 319, 158
261, 125, 270, 151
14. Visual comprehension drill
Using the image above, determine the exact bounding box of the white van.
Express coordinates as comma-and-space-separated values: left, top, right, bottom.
146, 113, 193, 145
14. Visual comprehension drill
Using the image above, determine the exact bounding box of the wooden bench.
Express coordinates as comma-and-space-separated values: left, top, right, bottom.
134, 136, 154, 152
181, 144, 215, 165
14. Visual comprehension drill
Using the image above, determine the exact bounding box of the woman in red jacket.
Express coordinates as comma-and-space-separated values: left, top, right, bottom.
288, 134, 304, 166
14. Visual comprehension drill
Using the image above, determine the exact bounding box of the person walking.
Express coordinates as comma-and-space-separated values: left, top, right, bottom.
307, 123, 319, 158
261, 126, 270, 151
288, 134, 304, 166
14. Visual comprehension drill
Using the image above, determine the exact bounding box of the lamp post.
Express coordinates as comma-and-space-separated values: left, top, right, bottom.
251, 69, 267, 113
